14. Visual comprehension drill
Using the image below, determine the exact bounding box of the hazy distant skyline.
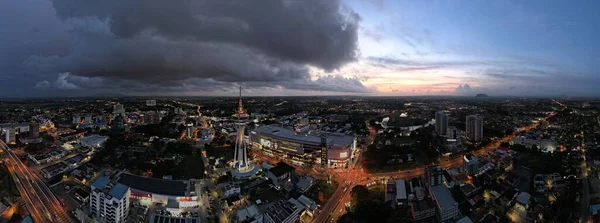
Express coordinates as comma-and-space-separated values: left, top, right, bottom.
2, 0, 600, 97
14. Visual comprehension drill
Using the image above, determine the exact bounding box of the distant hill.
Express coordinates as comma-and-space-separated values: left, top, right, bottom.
475, 93, 489, 98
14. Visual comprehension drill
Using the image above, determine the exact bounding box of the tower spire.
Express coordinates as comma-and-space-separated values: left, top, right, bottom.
237, 86, 244, 114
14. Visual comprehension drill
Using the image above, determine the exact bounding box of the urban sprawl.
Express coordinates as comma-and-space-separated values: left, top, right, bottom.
2, 95, 600, 223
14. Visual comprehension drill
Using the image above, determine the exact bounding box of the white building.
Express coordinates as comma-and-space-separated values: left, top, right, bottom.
463, 154, 493, 176
466, 115, 483, 141
435, 111, 448, 135
113, 103, 126, 118
3, 128, 15, 144
395, 179, 408, 207
223, 183, 241, 197
146, 100, 157, 107
91, 177, 130, 223
512, 136, 558, 153
463, 154, 479, 176
79, 135, 109, 149
430, 185, 460, 222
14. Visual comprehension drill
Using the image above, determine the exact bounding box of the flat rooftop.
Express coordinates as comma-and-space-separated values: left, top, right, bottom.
430, 184, 457, 211
265, 199, 301, 223
253, 125, 354, 148
117, 173, 189, 197
108, 183, 129, 199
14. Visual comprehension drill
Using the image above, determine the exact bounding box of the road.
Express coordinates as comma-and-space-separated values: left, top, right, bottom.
579, 129, 590, 223
0, 139, 72, 223
311, 109, 559, 223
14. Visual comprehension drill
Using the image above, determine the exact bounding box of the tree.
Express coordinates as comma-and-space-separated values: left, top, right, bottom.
351, 199, 393, 223
350, 185, 369, 205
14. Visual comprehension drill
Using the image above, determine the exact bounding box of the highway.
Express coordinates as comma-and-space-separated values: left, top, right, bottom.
0, 139, 72, 223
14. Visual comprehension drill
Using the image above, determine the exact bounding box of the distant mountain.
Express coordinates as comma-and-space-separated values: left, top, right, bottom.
475, 93, 489, 98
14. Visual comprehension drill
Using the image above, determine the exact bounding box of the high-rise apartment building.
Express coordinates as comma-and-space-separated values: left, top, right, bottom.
435, 111, 448, 135
30, 122, 40, 138
466, 115, 483, 141
90, 177, 130, 223
112, 115, 125, 131
186, 123, 194, 139
113, 103, 126, 118
425, 165, 444, 188
463, 154, 479, 175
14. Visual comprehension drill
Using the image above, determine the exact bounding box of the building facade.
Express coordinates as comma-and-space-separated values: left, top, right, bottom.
91, 177, 130, 223
430, 185, 460, 222
250, 125, 356, 168
426, 165, 444, 188
466, 115, 483, 141
435, 111, 448, 135
30, 122, 40, 138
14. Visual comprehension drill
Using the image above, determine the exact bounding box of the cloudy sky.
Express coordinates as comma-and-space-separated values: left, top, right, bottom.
2, 0, 600, 97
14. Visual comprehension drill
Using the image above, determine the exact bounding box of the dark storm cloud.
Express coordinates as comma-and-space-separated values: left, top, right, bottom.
26, 0, 370, 93
49, 0, 359, 70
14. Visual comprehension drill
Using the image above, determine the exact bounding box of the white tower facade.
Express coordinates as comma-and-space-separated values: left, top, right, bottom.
231, 87, 259, 179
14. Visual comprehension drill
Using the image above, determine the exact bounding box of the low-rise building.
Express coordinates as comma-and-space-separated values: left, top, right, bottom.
295, 176, 315, 193
115, 172, 197, 209
395, 179, 408, 207
264, 199, 303, 223
79, 135, 109, 149
266, 162, 296, 187
410, 199, 436, 220
148, 214, 201, 223
236, 205, 262, 223
223, 183, 241, 197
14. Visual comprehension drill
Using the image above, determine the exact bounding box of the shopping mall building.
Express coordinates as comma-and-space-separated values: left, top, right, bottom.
249, 125, 356, 168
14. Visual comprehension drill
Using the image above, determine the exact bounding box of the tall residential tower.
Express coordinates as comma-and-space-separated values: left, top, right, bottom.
466, 115, 483, 141
435, 111, 448, 135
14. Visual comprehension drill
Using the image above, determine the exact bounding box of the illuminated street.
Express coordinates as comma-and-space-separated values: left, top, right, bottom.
0, 139, 72, 223
310, 110, 558, 223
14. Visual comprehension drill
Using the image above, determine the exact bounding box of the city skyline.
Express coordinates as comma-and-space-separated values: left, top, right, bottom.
3, 0, 600, 97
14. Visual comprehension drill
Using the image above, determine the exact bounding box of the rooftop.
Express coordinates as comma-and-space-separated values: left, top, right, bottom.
268, 162, 295, 177
108, 183, 129, 199
396, 179, 407, 200
117, 173, 189, 197
430, 184, 457, 211
456, 216, 474, 223
516, 192, 531, 205
252, 125, 354, 148
236, 205, 260, 222
91, 176, 110, 189
149, 214, 200, 223
411, 199, 434, 211
79, 135, 108, 144
265, 199, 301, 223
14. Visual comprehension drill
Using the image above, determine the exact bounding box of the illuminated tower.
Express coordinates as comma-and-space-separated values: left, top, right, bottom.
231, 87, 259, 179
186, 123, 194, 139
